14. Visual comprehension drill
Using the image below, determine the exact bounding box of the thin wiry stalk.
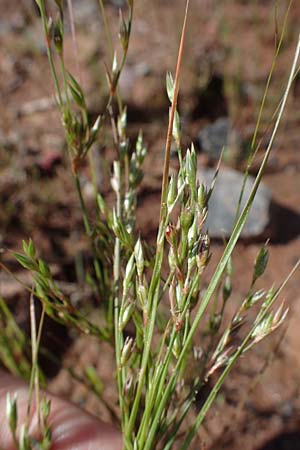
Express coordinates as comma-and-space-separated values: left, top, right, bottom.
137, 272, 201, 448
98, 0, 114, 58
125, 3, 190, 442
37, 0, 63, 107
30, 293, 41, 432
251, 0, 294, 151
59, 56, 71, 112
101, 1, 134, 114
75, 175, 105, 300
35, 0, 110, 305
160, 0, 190, 224
162, 398, 194, 450
113, 161, 128, 433
67, 0, 81, 82
26, 295, 45, 435
97, 0, 123, 113
233, 0, 294, 225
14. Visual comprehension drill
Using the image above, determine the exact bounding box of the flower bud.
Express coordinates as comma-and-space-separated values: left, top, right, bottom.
198, 183, 206, 211
6, 393, 17, 435
112, 52, 118, 75
134, 238, 144, 279
166, 71, 174, 103
209, 313, 222, 335
177, 171, 185, 191
96, 193, 106, 214
167, 175, 177, 209
119, 302, 135, 331
223, 275, 232, 303
168, 247, 176, 272
111, 161, 120, 193
137, 283, 147, 310
187, 255, 197, 274
166, 224, 178, 248
119, 10, 129, 52
19, 424, 30, 450
53, 19, 63, 54
180, 207, 194, 233
42, 397, 51, 417
185, 145, 197, 187
187, 215, 197, 248
117, 108, 127, 141
124, 253, 135, 288
124, 192, 133, 215
136, 131, 146, 158
22, 239, 36, 259
120, 336, 134, 366
68, 72, 86, 109
172, 335, 182, 359
196, 234, 210, 272
193, 346, 204, 361
173, 109, 181, 145
176, 283, 184, 309
253, 243, 269, 284
123, 375, 135, 404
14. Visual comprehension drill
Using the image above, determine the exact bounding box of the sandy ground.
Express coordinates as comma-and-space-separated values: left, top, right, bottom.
1, 1, 300, 449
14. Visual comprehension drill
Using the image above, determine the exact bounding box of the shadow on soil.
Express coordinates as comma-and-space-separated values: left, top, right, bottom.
270, 202, 300, 244
257, 431, 300, 450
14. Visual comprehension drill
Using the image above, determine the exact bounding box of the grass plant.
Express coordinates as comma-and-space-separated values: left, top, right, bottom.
1, 0, 300, 449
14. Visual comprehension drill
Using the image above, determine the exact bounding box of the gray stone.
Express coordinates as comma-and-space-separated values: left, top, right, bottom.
198, 117, 243, 164
197, 167, 272, 239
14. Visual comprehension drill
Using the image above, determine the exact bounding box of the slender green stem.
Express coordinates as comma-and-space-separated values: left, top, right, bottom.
143, 32, 300, 450
251, 0, 293, 151
26, 297, 45, 434
75, 175, 91, 235
180, 229, 188, 263
180, 260, 300, 449
67, 0, 81, 82
126, 4, 190, 442
112, 162, 127, 435
37, 1, 63, 107
88, 151, 99, 202
59, 56, 71, 112
30, 294, 41, 432
26, 294, 37, 432
180, 338, 247, 449
160, 0, 189, 224
125, 232, 166, 443
233, 0, 293, 225
98, 0, 114, 59
137, 330, 176, 446
98, 0, 134, 113
35, 306, 45, 433
75, 175, 105, 300
137, 271, 200, 448
162, 398, 194, 450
